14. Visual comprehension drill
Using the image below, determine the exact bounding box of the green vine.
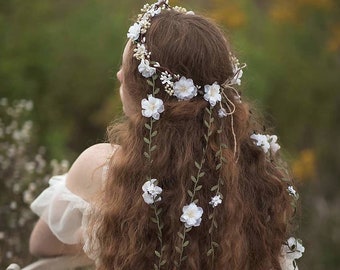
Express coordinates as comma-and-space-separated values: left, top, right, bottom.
174, 106, 214, 268
144, 74, 166, 270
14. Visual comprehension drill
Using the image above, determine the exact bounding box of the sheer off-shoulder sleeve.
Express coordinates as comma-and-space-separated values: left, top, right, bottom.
30, 174, 89, 245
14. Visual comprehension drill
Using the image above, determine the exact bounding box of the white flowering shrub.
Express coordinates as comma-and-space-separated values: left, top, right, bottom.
0, 98, 69, 268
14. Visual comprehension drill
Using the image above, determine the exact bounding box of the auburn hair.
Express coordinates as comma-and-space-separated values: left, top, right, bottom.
87, 10, 295, 270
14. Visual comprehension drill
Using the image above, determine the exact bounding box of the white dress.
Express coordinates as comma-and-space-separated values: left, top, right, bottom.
30, 174, 89, 245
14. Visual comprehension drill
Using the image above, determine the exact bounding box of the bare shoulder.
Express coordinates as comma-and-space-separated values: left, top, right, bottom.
66, 143, 118, 201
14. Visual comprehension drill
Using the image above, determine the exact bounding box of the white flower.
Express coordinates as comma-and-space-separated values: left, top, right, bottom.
230, 68, 243, 85
203, 82, 221, 107
250, 133, 271, 153
141, 94, 164, 120
127, 22, 141, 41
267, 135, 281, 154
209, 195, 222, 208
148, 7, 161, 17
287, 186, 297, 197
133, 43, 147, 60
180, 202, 203, 228
279, 237, 305, 270
218, 108, 227, 118
173, 76, 197, 100
138, 59, 156, 78
286, 237, 305, 260
142, 179, 163, 204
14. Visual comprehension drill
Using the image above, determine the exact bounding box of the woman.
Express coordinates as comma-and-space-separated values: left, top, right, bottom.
29, 1, 304, 269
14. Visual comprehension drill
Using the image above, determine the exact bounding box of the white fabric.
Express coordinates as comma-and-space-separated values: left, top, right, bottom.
30, 174, 89, 245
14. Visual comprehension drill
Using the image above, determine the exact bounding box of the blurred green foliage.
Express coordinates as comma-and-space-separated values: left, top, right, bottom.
1, 0, 339, 269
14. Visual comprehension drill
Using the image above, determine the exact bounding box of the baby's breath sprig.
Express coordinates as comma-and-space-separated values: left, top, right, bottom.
174, 106, 214, 268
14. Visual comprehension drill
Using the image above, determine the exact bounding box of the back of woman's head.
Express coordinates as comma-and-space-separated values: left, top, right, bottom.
88, 4, 297, 270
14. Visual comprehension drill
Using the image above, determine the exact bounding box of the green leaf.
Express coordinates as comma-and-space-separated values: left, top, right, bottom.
144, 152, 150, 159
144, 137, 150, 144
187, 190, 194, 197
199, 172, 205, 178
204, 120, 210, 128
154, 88, 160, 95
191, 175, 196, 182
177, 232, 184, 239
154, 263, 158, 270
155, 250, 161, 258
183, 240, 189, 247
212, 241, 219, 248
147, 80, 154, 87
145, 123, 151, 130
194, 161, 201, 169
207, 248, 213, 256
175, 246, 181, 253
216, 163, 222, 170
150, 145, 157, 152
195, 185, 202, 191
151, 130, 158, 137
151, 217, 158, 223
156, 207, 162, 215
160, 259, 166, 266
211, 185, 218, 191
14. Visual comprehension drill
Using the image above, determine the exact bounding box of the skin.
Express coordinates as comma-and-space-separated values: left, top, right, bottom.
29, 42, 130, 257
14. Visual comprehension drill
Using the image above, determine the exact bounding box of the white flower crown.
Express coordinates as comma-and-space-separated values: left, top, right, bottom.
126, 1, 303, 269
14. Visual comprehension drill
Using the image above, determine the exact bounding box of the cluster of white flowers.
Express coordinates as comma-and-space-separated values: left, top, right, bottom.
142, 179, 163, 204
250, 133, 281, 155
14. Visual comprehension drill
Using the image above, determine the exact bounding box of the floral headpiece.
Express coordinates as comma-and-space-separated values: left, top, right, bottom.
127, 1, 303, 269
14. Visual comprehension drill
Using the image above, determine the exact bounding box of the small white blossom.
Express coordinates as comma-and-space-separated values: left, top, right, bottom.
230, 55, 244, 85
133, 43, 147, 60
148, 7, 161, 17
209, 195, 222, 208
250, 133, 271, 153
267, 135, 281, 154
230, 69, 243, 85
203, 82, 221, 107
127, 22, 141, 41
173, 76, 197, 100
142, 179, 162, 204
287, 186, 297, 197
180, 202, 203, 228
218, 108, 227, 118
138, 59, 156, 78
141, 95, 164, 120
160, 71, 173, 86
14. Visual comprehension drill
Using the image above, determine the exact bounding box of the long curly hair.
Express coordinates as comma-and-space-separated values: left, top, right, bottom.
87, 10, 295, 270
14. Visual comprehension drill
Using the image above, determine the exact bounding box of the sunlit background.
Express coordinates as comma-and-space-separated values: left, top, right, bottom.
1, 0, 339, 268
